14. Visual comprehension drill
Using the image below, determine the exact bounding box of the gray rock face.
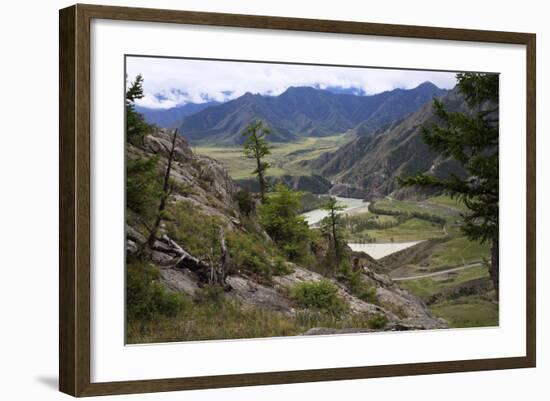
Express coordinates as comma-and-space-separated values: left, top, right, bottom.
375, 287, 446, 329
303, 327, 376, 336
126, 225, 146, 244
130, 129, 236, 219
143, 129, 194, 162
126, 239, 138, 255
225, 275, 294, 313
160, 268, 200, 295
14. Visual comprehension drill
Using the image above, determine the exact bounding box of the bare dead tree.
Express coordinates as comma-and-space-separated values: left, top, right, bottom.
219, 227, 231, 284
143, 129, 178, 256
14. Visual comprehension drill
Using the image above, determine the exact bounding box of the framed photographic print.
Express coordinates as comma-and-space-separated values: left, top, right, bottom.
59, 4, 536, 397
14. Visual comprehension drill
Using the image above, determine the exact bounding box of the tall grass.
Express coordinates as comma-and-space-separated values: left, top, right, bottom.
127, 294, 387, 344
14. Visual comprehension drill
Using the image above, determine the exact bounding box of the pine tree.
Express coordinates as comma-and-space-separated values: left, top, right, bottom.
258, 183, 310, 260
320, 197, 346, 267
126, 74, 153, 145
399, 73, 499, 299
242, 120, 271, 202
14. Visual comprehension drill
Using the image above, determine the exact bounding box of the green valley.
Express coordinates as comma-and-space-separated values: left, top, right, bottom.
194, 132, 354, 180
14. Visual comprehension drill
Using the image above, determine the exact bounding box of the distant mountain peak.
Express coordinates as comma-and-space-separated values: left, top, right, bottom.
281, 86, 319, 95
414, 81, 441, 90
178, 83, 450, 145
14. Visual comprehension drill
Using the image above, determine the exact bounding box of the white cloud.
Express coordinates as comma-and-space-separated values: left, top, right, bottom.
126, 56, 458, 109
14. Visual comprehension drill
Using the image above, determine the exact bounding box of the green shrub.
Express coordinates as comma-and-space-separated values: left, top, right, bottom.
290, 280, 349, 315
226, 230, 278, 277
368, 313, 388, 329
126, 261, 190, 320
258, 184, 312, 261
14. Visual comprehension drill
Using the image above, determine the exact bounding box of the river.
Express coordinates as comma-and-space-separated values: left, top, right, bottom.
301, 196, 423, 260
302, 196, 369, 226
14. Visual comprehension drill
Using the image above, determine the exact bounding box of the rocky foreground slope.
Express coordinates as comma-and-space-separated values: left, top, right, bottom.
126, 129, 447, 335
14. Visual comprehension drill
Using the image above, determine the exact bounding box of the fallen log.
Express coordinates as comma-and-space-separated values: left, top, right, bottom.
157, 235, 230, 289
159, 235, 211, 272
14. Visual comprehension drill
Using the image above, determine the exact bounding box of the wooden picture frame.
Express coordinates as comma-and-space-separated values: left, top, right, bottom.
59, 3, 536, 397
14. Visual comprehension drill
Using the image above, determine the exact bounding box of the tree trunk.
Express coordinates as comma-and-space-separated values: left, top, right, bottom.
219, 228, 231, 287
254, 134, 266, 203
143, 129, 178, 256
331, 209, 340, 264
490, 232, 499, 301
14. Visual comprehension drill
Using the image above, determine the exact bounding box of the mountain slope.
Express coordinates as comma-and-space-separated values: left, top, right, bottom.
178, 83, 447, 145
304, 88, 468, 198
126, 129, 446, 342
136, 101, 220, 128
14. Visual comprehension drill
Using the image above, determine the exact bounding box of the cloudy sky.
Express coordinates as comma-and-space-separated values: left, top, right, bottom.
126, 56, 458, 109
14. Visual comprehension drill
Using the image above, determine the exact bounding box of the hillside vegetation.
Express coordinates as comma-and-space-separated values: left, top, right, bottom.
126, 129, 447, 343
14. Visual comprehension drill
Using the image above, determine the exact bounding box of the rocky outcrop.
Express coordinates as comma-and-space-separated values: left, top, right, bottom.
129, 129, 237, 222
225, 275, 294, 313
273, 266, 389, 317
131, 226, 446, 331
159, 268, 200, 295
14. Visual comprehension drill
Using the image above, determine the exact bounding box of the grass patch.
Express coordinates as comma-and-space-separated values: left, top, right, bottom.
360, 198, 462, 242
364, 218, 445, 242
373, 198, 461, 222
428, 236, 491, 269
430, 296, 498, 328
165, 200, 224, 261
127, 294, 387, 344
127, 300, 302, 343
226, 230, 290, 278
399, 265, 490, 299
426, 194, 469, 212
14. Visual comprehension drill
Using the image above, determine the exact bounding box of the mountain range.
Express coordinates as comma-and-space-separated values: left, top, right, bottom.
136, 101, 220, 129
134, 81, 465, 199
303, 88, 469, 198
175, 82, 447, 145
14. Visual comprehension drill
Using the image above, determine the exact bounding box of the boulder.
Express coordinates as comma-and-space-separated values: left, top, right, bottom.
226, 275, 294, 313
159, 268, 200, 295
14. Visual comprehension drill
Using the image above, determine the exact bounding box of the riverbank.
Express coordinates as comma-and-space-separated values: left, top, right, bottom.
348, 240, 424, 259
302, 196, 369, 226
302, 196, 425, 259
